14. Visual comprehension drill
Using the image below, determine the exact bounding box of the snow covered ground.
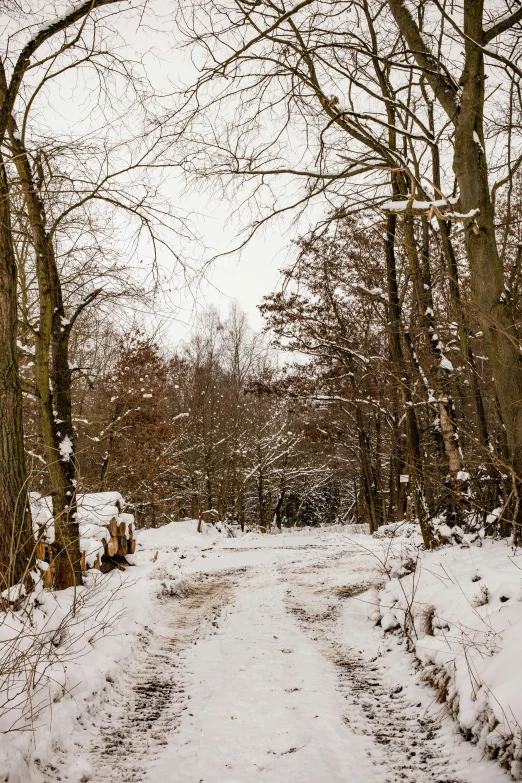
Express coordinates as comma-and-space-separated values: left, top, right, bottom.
375, 525, 522, 777
0, 519, 518, 782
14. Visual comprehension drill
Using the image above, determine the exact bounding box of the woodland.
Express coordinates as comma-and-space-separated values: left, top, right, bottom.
0, 0, 521, 585
4, 3, 522, 781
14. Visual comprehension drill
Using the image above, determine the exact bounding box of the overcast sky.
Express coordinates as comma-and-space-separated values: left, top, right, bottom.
18, 3, 306, 344
160, 184, 291, 343
122, 9, 296, 342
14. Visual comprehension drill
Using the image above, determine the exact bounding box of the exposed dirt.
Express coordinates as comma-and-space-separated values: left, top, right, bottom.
284, 571, 466, 783
50, 574, 238, 783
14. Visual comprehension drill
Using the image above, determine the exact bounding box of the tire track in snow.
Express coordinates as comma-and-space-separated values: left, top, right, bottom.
283, 571, 467, 783
40, 571, 240, 783
90, 572, 239, 783
332, 647, 462, 783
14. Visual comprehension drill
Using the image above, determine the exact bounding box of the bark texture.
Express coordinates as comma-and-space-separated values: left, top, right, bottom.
9, 126, 81, 587
387, 0, 522, 537
0, 154, 34, 590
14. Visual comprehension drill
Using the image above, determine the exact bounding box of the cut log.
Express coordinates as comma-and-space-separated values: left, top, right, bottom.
35, 541, 45, 560
200, 508, 219, 526
43, 563, 55, 588
100, 554, 129, 573
86, 513, 136, 572
81, 551, 86, 571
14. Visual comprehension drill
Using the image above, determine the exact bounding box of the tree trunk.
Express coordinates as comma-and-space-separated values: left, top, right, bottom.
454, 6, 522, 533
0, 152, 34, 590
428, 131, 491, 455
402, 215, 465, 510
9, 127, 81, 587
439, 219, 490, 449
385, 213, 434, 547
273, 488, 286, 530
258, 467, 265, 527
387, 0, 522, 538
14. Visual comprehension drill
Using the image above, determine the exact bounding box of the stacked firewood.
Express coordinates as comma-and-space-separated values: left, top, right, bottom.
35, 540, 55, 588
36, 517, 136, 585
88, 517, 136, 573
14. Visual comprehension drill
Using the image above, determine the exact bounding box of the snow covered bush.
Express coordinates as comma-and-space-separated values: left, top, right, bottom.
373, 534, 522, 778
0, 572, 129, 780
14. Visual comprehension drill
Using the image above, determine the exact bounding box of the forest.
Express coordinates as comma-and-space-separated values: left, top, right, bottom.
2, 2, 522, 782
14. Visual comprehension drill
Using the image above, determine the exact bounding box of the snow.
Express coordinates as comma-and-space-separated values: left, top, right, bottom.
32, 490, 131, 552
147, 577, 376, 783
381, 196, 479, 222
449, 208, 480, 219
484, 8, 516, 34
375, 535, 522, 777
473, 130, 485, 152
16, 340, 35, 355
59, 434, 73, 461
359, 285, 384, 298
440, 355, 454, 371
33, 1, 89, 37
29, 491, 132, 566
76, 491, 123, 522
381, 196, 458, 212
0, 516, 515, 782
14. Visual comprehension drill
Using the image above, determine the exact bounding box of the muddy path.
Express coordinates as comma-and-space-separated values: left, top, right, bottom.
93, 572, 241, 783
39, 571, 240, 783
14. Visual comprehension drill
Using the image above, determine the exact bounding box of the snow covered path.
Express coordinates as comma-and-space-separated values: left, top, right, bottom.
147, 574, 375, 783
75, 529, 510, 783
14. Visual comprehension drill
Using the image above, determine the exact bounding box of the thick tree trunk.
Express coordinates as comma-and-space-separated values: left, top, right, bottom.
438, 220, 491, 450
0, 154, 34, 590
453, 8, 522, 534
9, 127, 81, 587
429, 137, 491, 457
402, 215, 465, 505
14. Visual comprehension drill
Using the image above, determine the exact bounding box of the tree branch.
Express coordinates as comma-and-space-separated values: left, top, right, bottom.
483, 6, 522, 44
0, 0, 128, 142
386, 0, 459, 121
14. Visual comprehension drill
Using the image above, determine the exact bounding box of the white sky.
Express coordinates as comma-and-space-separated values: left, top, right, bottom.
123, 9, 296, 342
158, 186, 291, 343
15, 3, 295, 345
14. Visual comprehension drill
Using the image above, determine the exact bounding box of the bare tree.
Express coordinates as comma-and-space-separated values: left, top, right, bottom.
168, 0, 522, 538
0, 0, 194, 587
